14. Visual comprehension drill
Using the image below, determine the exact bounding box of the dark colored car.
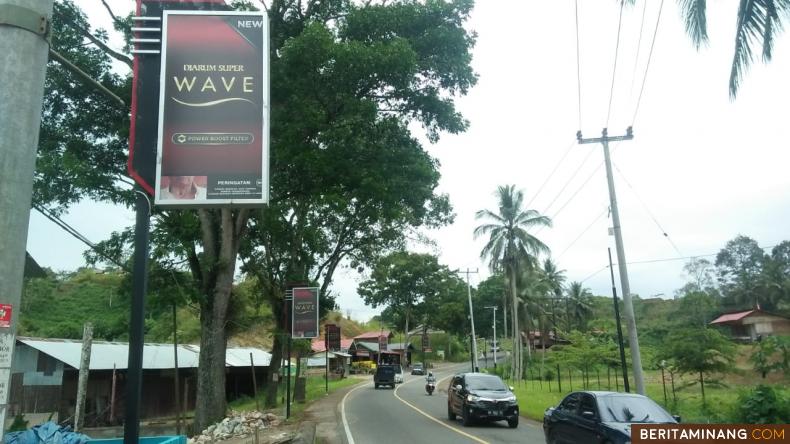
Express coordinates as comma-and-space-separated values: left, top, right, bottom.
411, 364, 424, 375
374, 365, 396, 389
447, 372, 519, 428
543, 391, 679, 444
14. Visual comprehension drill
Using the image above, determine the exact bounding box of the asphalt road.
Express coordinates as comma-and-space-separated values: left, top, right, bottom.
341, 361, 547, 444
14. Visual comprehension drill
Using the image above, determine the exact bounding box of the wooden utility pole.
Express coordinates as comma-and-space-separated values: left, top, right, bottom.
577, 127, 645, 395
75, 322, 93, 432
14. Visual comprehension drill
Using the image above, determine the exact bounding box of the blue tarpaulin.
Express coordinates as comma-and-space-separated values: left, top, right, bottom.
4, 422, 90, 444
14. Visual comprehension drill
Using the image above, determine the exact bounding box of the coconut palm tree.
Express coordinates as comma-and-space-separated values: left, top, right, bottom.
676, 0, 790, 98
567, 281, 594, 332
474, 185, 552, 380
540, 258, 566, 334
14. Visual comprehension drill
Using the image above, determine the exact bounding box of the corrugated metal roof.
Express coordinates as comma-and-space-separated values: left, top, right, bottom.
18, 337, 270, 370
710, 310, 755, 324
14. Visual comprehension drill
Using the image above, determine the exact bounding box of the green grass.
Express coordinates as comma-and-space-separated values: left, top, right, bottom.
229, 375, 362, 419
502, 370, 789, 424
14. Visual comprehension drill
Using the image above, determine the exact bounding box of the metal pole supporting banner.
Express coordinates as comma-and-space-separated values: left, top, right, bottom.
124, 190, 151, 444
173, 303, 181, 435
0, 0, 54, 436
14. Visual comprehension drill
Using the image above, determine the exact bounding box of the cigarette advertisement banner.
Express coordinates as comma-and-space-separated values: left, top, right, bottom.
326, 324, 341, 352
155, 10, 269, 207
292, 288, 319, 339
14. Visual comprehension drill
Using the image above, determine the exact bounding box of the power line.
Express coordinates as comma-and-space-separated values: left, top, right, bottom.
556, 206, 608, 260
547, 161, 604, 222
579, 243, 780, 283
525, 139, 576, 209
629, 0, 649, 97
539, 148, 596, 215
32, 203, 128, 270
574, 0, 583, 131
612, 161, 683, 257
606, 0, 626, 127
631, 0, 665, 126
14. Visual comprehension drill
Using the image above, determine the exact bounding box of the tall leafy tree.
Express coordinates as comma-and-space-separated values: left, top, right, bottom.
358, 252, 458, 353
676, 0, 790, 98
474, 185, 551, 380
39, 0, 476, 428
761, 241, 790, 311
715, 235, 766, 309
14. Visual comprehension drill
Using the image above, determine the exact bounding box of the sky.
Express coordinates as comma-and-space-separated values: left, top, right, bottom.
26, 1, 790, 322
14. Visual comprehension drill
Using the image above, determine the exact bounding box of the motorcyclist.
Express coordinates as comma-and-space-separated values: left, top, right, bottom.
425, 372, 436, 383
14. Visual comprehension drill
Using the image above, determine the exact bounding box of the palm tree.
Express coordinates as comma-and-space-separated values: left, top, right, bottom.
567, 281, 594, 332
540, 258, 566, 335
677, 0, 790, 98
474, 185, 552, 381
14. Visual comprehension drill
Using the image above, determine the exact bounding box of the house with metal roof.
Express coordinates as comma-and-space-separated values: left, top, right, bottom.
8, 337, 271, 428
710, 308, 790, 341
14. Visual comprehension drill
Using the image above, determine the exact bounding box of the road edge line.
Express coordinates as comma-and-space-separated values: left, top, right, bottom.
340, 380, 370, 444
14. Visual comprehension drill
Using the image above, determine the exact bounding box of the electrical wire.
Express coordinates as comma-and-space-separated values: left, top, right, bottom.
629, 0, 649, 97
631, 0, 665, 126
32, 203, 128, 270
539, 148, 596, 216
606, 0, 626, 128
579, 244, 779, 283
548, 161, 604, 222
575, 0, 583, 131
612, 161, 684, 257
556, 206, 609, 260
525, 140, 577, 209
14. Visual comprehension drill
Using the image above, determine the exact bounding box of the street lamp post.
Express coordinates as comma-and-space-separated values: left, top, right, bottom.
484, 306, 498, 370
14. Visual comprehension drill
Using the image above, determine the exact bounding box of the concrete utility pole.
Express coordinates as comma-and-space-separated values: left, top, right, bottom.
74, 322, 93, 432
0, 0, 54, 436
577, 127, 645, 395
459, 269, 479, 372
484, 306, 498, 369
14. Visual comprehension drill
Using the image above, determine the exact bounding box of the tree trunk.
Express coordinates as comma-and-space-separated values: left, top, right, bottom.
193, 209, 248, 432
699, 371, 706, 407
502, 292, 508, 339
194, 303, 229, 432
265, 333, 284, 408
509, 263, 520, 381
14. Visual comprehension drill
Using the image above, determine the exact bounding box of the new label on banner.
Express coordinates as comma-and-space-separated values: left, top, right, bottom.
326, 324, 341, 352
292, 288, 319, 338
154, 10, 270, 207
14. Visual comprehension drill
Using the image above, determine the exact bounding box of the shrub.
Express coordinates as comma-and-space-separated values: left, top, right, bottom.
733, 385, 790, 424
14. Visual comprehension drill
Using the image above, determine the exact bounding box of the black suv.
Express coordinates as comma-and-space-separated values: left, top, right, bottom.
374, 365, 396, 389
447, 373, 519, 428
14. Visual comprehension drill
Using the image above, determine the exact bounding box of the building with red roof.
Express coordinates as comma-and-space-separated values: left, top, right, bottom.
710, 308, 790, 341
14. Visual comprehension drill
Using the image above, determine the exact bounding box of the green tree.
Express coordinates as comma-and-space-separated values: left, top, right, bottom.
675, 291, 718, 327
715, 235, 767, 310
675, 257, 717, 297
566, 281, 594, 332
358, 252, 456, 355
474, 184, 551, 380
761, 241, 790, 312
41, 0, 476, 429
659, 327, 736, 406
750, 336, 790, 379
676, 0, 790, 98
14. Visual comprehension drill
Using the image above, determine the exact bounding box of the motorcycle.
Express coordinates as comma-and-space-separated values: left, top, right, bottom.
425, 381, 436, 395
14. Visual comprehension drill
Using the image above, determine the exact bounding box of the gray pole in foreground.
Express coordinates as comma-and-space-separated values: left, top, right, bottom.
74, 322, 93, 432
0, 0, 54, 436
484, 306, 497, 369
462, 268, 479, 372
577, 127, 645, 395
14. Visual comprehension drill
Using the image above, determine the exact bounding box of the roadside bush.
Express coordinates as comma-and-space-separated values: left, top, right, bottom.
733, 385, 790, 424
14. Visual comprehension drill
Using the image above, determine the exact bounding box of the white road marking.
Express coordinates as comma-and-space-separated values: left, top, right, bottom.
340, 380, 371, 444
